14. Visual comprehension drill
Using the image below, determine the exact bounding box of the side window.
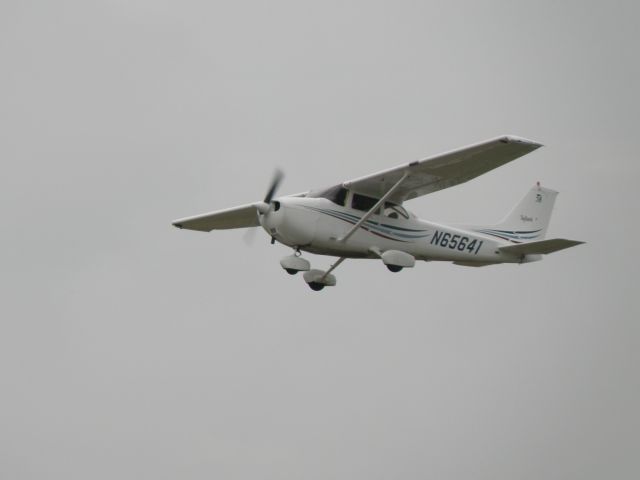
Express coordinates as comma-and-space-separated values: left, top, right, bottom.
384, 203, 410, 219
352, 193, 379, 212
395, 206, 410, 219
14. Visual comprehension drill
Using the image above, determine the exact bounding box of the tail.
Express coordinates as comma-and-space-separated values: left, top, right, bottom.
476, 183, 558, 242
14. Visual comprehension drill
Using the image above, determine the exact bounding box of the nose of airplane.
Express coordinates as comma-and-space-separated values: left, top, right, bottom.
260, 200, 284, 235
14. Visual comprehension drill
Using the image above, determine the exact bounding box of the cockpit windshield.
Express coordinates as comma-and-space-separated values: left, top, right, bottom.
307, 185, 347, 206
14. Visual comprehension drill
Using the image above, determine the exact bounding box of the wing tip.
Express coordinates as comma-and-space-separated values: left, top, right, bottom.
501, 135, 544, 148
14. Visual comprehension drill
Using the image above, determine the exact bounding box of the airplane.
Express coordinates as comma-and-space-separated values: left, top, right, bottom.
172, 135, 584, 291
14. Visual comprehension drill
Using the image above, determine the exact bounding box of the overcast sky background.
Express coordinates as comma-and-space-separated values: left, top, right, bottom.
1, 1, 638, 479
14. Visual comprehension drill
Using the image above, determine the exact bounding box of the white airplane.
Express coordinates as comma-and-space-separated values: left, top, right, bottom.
173, 135, 584, 291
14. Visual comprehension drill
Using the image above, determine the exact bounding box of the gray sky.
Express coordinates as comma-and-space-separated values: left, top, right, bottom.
1, 1, 638, 479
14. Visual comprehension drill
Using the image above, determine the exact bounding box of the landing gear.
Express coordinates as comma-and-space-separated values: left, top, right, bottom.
303, 269, 337, 291
280, 251, 310, 276
378, 249, 415, 273
281, 252, 344, 292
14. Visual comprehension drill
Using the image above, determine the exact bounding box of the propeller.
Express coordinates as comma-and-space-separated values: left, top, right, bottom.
263, 168, 284, 204
244, 169, 284, 245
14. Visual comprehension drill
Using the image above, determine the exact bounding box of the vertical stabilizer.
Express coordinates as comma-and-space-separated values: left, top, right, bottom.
476, 184, 558, 242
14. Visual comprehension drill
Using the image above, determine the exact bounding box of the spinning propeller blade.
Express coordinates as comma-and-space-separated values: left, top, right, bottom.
263, 169, 284, 204
243, 226, 259, 245
245, 169, 284, 245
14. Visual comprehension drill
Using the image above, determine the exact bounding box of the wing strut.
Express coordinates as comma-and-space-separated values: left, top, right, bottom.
320, 257, 347, 282
338, 172, 409, 242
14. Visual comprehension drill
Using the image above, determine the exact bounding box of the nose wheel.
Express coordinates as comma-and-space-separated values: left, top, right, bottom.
280, 252, 310, 275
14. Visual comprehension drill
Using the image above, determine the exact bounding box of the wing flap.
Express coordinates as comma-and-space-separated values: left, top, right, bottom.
499, 238, 585, 256
344, 135, 542, 203
172, 203, 260, 232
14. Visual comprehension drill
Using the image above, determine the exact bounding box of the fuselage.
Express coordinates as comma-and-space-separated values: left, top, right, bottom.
261, 196, 523, 265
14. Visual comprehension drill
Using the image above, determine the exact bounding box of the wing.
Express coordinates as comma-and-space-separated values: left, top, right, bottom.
344, 135, 543, 204
172, 203, 260, 232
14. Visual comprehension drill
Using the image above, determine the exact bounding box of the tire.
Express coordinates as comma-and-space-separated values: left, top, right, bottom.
308, 282, 325, 291
386, 264, 403, 273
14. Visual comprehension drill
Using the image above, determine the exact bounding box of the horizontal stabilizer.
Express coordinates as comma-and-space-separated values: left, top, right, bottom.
172, 203, 260, 232
499, 238, 584, 256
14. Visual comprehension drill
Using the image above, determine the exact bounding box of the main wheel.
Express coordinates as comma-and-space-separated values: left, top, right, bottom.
308, 282, 325, 291
386, 264, 403, 273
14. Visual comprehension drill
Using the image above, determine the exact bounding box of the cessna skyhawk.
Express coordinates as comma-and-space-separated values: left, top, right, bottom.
173, 135, 583, 291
